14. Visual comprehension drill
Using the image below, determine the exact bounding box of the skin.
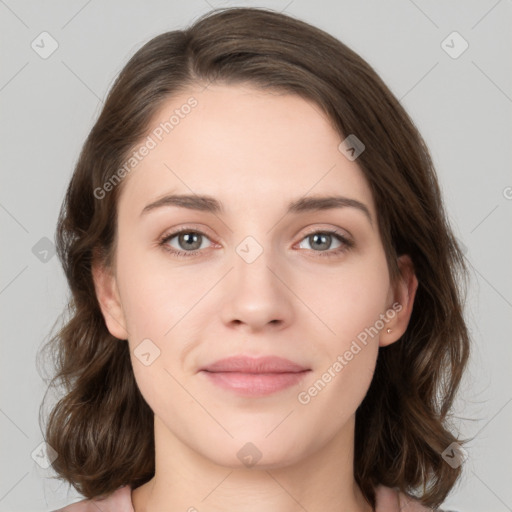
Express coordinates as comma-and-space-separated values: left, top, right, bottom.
93, 83, 418, 512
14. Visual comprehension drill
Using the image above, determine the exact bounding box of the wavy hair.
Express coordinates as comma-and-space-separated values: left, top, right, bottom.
38, 7, 472, 509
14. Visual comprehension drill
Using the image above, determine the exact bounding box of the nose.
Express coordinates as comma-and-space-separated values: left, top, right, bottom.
219, 242, 295, 333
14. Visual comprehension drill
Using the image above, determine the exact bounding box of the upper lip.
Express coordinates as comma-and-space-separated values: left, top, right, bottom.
200, 356, 310, 373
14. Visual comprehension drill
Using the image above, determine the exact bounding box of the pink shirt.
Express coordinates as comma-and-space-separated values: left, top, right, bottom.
52, 484, 441, 511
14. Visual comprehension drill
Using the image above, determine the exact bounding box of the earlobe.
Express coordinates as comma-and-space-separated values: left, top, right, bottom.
379, 254, 418, 347
91, 261, 129, 340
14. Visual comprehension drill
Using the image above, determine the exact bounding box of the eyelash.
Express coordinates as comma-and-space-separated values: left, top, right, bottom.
158, 226, 354, 259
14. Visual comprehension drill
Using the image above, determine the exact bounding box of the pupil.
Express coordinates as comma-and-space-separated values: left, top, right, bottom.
312, 233, 329, 250
181, 233, 200, 250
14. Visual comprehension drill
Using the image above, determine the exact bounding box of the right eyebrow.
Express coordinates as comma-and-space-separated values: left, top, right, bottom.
140, 194, 224, 216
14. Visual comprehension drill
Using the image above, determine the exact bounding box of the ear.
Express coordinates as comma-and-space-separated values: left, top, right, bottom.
379, 254, 418, 347
91, 258, 129, 340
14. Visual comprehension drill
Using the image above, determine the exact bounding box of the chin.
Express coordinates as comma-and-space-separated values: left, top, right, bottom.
200, 435, 309, 471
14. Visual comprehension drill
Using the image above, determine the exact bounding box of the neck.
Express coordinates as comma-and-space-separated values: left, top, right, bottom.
132, 414, 373, 512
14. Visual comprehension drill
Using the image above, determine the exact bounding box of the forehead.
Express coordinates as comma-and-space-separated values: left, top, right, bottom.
117, 83, 375, 220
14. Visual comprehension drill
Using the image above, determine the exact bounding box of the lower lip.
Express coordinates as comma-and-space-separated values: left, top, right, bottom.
200, 370, 311, 396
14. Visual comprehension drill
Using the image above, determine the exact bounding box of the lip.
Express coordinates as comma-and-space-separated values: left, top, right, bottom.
200, 355, 309, 373
199, 356, 311, 396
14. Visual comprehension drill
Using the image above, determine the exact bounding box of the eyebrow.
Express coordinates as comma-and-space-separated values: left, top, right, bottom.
140, 193, 373, 225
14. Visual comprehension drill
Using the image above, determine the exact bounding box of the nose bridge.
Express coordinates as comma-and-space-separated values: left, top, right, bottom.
232, 231, 278, 292
219, 229, 294, 330
229, 207, 276, 271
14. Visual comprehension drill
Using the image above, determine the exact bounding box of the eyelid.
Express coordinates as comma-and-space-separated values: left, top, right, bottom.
298, 224, 352, 241
159, 224, 217, 242
158, 224, 352, 247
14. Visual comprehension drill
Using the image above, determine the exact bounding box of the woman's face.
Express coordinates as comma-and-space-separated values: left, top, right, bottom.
94, 83, 415, 469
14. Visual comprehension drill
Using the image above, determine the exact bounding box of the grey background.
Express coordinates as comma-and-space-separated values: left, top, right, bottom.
1, 1, 511, 511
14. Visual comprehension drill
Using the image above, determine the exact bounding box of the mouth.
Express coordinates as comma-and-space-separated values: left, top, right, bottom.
200, 369, 311, 396
199, 355, 311, 396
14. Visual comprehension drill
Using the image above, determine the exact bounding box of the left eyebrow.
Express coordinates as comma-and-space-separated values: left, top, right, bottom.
287, 195, 373, 226
140, 193, 373, 226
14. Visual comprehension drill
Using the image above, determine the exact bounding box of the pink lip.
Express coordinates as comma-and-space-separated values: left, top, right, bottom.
200, 355, 309, 373
199, 356, 311, 396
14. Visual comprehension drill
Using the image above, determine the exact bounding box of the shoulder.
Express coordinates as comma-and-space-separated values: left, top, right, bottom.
52, 485, 134, 512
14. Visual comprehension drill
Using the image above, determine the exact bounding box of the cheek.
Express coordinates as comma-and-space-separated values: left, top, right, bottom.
115, 240, 194, 339
119, 276, 169, 340
306, 252, 391, 348
297, 260, 388, 417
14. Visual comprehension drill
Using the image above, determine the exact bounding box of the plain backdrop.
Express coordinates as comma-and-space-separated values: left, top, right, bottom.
1, 1, 511, 511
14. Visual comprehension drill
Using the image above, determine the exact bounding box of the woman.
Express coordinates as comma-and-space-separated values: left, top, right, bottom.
41, 7, 470, 512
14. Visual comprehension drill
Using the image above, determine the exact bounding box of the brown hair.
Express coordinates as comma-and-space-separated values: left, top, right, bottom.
38, 7, 472, 510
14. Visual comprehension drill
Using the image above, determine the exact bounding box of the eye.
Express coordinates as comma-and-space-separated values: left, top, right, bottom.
159, 228, 213, 258
296, 229, 354, 258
